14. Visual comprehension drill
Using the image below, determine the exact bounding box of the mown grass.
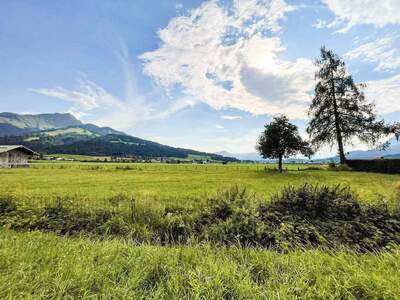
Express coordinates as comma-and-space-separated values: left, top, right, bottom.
0, 230, 399, 299
1, 162, 399, 209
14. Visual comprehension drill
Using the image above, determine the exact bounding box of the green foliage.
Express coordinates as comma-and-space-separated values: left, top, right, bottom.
196, 186, 260, 245
257, 115, 313, 171
307, 47, 392, 164
0, 194, 16, 214
3, 184, 398, 251
269, 184, 362, 221
196, 185, 400, 251
346, 159, 400, 174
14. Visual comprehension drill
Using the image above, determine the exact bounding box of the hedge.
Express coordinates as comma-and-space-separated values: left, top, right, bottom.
346, 159, 400, 174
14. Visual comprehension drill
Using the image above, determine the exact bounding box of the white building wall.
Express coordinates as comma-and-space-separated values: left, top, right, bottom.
0, 150, 29, 167
0, 153, 8, 167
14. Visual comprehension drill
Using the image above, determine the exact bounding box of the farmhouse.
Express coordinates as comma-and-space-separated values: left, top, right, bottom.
0, 145, 39, 168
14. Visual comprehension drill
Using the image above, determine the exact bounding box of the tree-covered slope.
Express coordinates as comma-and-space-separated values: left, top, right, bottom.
0, 113, 237, 161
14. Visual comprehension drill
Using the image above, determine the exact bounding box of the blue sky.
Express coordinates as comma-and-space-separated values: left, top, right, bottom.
1, 0, 399, 155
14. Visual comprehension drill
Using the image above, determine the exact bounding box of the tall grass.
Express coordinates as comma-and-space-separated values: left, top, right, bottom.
0, 230, 399, 299
2, 185, 399, 251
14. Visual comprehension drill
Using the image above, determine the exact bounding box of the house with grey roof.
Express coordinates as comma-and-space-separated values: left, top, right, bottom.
0, 145, 39, 168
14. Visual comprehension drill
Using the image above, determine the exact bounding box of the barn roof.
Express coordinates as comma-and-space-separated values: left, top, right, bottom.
0, 145, 39, 156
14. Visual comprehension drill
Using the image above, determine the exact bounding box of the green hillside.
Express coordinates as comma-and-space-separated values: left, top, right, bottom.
0, 112, 237, 162
0, 112, 82, 136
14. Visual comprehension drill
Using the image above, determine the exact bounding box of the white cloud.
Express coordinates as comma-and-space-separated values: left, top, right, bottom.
322, 0, 400, 32
31, 79, 123, 112
140, 0, 315, 119
220, 115, 242, 120
345, 33, 400, 72
365, 74, 400, 114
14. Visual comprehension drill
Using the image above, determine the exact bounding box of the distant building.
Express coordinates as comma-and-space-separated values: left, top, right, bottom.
0, 145, 39, 168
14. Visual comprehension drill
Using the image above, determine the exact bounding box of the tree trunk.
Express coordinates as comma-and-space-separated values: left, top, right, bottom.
333, 100, 346, 164
329, 65, 346, 165
278, 154, 283, 173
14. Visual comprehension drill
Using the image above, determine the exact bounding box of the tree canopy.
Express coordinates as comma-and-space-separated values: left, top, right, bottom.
307, 47, 398, 164
257, 115, 313, 172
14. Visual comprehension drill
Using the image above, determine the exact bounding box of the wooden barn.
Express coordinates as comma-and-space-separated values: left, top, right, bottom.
0, 145, 39, 168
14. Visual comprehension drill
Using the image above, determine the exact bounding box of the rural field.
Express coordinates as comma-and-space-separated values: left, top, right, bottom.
2, 0, 400, 298
1, 162, 400, 208
1, 162, 400, 298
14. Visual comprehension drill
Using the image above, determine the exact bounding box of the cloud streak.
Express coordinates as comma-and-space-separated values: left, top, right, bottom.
345, 33, 400, 72
220, 115, 242, 120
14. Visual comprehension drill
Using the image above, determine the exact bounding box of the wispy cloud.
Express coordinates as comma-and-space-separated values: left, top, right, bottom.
31, 42, 189, 130
31, 79, 123, 112
140, 0, 315, 119
366, 74, 400, 114
345, 33, 400, 72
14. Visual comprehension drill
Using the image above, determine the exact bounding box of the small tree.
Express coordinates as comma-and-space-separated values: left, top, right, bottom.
307, 47, 398, 164
257, 115, 313, 172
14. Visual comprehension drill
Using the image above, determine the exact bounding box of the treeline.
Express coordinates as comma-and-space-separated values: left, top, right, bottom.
346, 159, 400, 174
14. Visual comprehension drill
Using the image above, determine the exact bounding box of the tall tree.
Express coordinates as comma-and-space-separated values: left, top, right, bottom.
307, 47, 395, 164
257, 115, 313, 172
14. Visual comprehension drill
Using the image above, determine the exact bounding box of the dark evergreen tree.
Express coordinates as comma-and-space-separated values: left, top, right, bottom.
257, 115, 313, 172
307, 47, 398, 164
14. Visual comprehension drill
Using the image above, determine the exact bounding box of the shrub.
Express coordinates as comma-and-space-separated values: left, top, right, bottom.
269, 184, 362, 221
1, 184, 399, 251
346, 159, 400, 174
0, 196, 16, 214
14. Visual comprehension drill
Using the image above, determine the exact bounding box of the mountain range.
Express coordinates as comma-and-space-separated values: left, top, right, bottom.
1, 112, 398, 162
216, 137, 400, 162
0, 112, 237, 162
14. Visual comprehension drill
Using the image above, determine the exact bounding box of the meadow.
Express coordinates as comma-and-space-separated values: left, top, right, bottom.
1, 162, 399, 209
1, 162, 400, 299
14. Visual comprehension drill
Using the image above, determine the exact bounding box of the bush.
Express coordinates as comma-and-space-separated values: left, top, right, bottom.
0, 196, 16, 214
1, 185, 399, 251
346, 159, 400, 174
269, 184, 362, 221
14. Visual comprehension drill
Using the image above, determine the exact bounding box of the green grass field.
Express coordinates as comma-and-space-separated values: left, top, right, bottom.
1, 162, 399, 208
1, 162, 400, 298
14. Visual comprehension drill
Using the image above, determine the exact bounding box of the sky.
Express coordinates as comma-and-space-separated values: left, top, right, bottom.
0, 0, 399, 156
